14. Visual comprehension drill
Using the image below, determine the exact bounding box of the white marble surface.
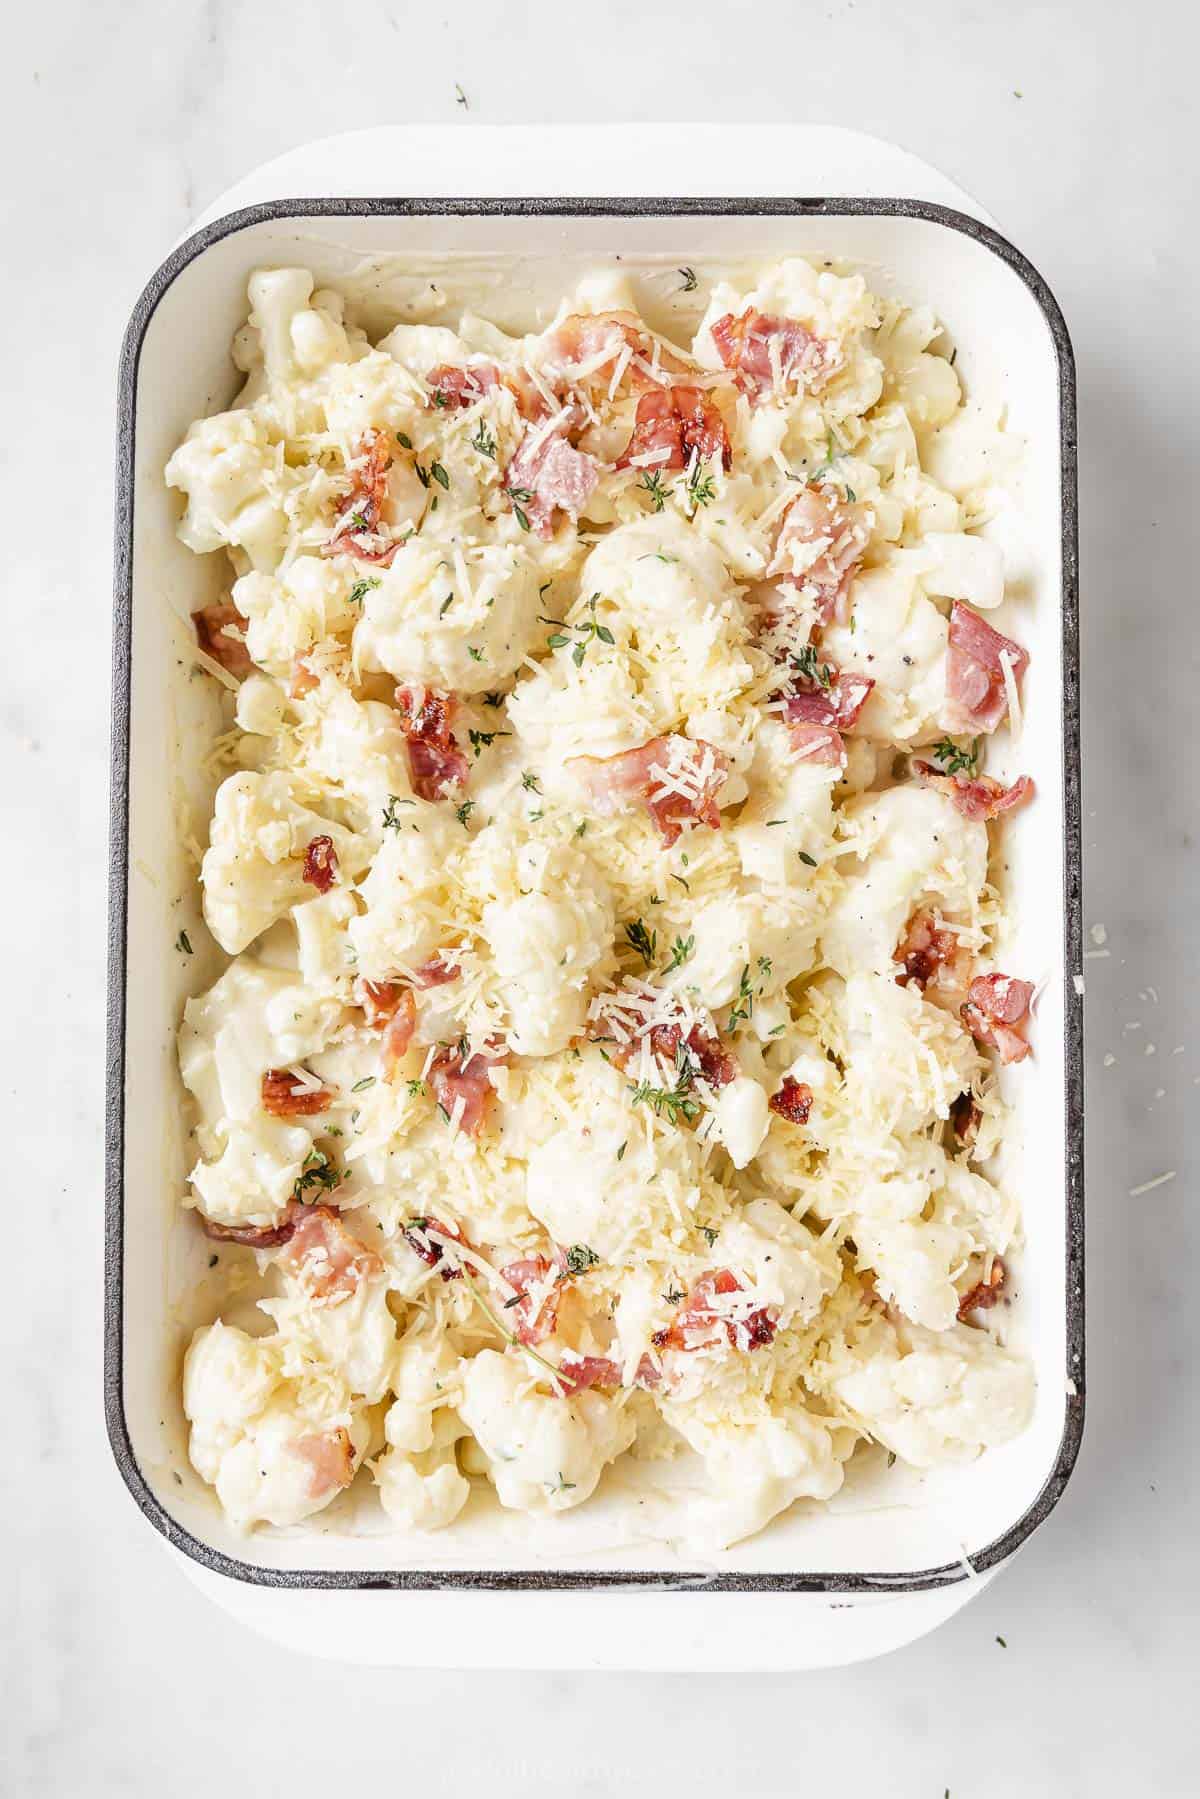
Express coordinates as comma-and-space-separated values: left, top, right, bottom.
2, 0, 1197, 1792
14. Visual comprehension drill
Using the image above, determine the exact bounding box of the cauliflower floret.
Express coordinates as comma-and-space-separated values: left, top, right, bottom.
816, 1313, 1034, 1467
376, 1444, 470, 1532
347, 813, 457, 981
821, 784, 988, 979
354, 538, 544, 693
709, 1075, 770, 1170
231, 557, 360, 677
179, 959, 349, 1131
875, 302, 961, 432
732, 717, 839, 885
292, 681, 415, 841
183, 1321, 368, 1530
666, 884, 820, 1011
201, 770, 372, 956
479, 835, 614, 1057
458, 1349, 636, 1514
292, 888, 358, 994
189, 1117, 312, 1228
717, 1196, 840, 1325
821, 566, 950, 745
260, 1267, 399, 1404
165, 411, 288, 570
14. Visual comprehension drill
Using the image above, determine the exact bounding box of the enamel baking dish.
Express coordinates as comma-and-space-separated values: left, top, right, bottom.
106, 187, 1083, 1629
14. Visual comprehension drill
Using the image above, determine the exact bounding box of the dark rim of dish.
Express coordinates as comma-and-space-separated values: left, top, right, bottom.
107, 196, 1083, 1592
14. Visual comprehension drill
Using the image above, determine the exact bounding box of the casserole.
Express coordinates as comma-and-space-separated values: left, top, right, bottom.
107, 193, 1082, 1599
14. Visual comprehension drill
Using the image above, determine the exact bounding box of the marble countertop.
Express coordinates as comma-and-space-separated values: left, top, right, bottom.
3, 0, 1196, 1793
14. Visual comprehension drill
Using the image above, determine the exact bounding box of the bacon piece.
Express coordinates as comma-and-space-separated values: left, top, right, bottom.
411, 953, 461, 989
260, 1069, 334, 1117
915, 765, 1034, 822
781, 659, 874, 765
769, 1077, 813, 1125
302, 835, 339, 894
401, 1215, 469, 1282
556, 1352, 623, 1393
395, 682, 470, 799
652, 1269, 775, 1355
428, 1045, 505, 1137
201, 1212, 299, 1250
961, 973, 1035, 1064
277, 1202, 383, 1304
767, 485, 868, 624
785, 721, 845, 767
382, 989, 418, 1077
617, 384, 731, 474
324, 428, 407, 565
569, 734, 728, 847
957, 1257, 1007, 1320
945, 602, 1029, 734
193, 603, 254, 677
292, 1426, 357, 1499
950, 1091, 983, 1148
894, 909, 968, 995
358, 979, 404, 1027
540, 311, 689, 395
500, 1255, 560, 1346
425, 361, 501, 409
506, 427, 599, 538
290, 656, 320, 699
711, 308, 843, 401
647, 1021, 736, 1090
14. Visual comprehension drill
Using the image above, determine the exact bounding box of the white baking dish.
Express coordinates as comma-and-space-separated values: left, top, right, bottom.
107, 187, 1082, 1617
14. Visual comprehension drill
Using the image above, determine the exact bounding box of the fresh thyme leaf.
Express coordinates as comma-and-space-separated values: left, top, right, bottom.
929, 736, 981, 777
548, 1473, 577, 1493
629, 1076, 701, 1126
574, 820, 587, 838
616, 1141, 627, 1161
455, 82, 468, 108
563, 1243, 600, 1276
700, 1225, 719, 1247
792, 643, 834, 689
176, 930, 193, 955
798, 850, 817, 867
482, 691, 504, 707
467, 645, 484, 662
507, 487, 535, 502
414, 462, 430, 488
454, 799, 475, 828
470, 420, 496, 459
512, 501, 530, 531
639, 470, 668, 512
666, 933, 694, 971
685, 464, 717, 510
395, 431, 413, 450
438, 594, 454, 617
547, 632, 571, 649
468, 727, 510, 758
521, 770, 541, 793
381, 794, 415, 831
638, 551, 678, 564
662, 1287, 685, 1306
292, 1147, 342, 1201
406, 1078, 425, 1098
726, 963, 757, 1033
678, 266, 698, 293
503, 1293, 523, 1309
625, 918, 657, 967
351, 1076, 376, 1093
348, 576, 381, 606
430, 461, 450, 490
571, 641, 587, 668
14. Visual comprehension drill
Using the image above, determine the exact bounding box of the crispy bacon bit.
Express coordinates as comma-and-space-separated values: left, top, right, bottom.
358, 979, 404, 1027
785, 720, 845, 767
324, 428, 406, 565
957, 1257, 1007, 1320
569, 734, 729, 847
540, 311, 689, 395
648, 1021, 737, 1090
425, 361, 501, 409
915, 765, 1035, 822
769, 1077, 813, 1125
500, 1255, 560, 1346
201, 1212, 299, 1249
193, 603, 254, 677
894, 909, 968, 995
411, 953, 461, 989
395, 682, 470, 799
302, 835, 339, 894
945, 601, 1029, 734
381, 988, 418, 1077
556, 1352, 623, 1393
652, 1269, 776, 1355
950, 1090, 983, 1148
505, 425, 599, 538
402, 1214, 469, 1281
428, 1045, 505, 1137
781, 658, 874, 765
962, 973, 1035, 1064
767, 485, 868, 624
277, 1202, 383, 1304
290, 656, 320, 699
617, 384, 732, 474
711, 308, 843, 401
260, 1069, 334, 1117
292, 1426, 357, 1499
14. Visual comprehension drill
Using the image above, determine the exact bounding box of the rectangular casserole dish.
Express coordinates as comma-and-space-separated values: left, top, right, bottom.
106, 196, 1082, 1591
